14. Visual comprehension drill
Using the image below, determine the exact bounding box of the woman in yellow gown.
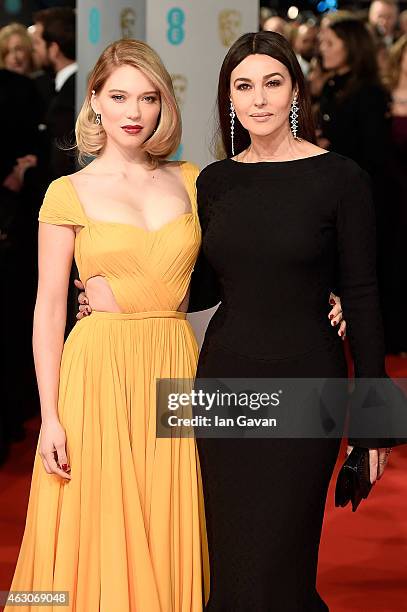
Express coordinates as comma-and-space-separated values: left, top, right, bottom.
6, 40, 207, 611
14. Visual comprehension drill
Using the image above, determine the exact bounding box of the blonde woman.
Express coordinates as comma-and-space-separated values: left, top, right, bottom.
0, 22, 34, 75
6, 40, 207, 611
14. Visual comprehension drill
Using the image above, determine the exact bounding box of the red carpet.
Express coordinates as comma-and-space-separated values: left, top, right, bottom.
1, 358, 406, 611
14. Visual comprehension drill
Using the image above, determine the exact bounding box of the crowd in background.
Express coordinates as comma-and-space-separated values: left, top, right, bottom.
261, 0, 407, 358
0, 2, 406, 462
0, 7, 77, 464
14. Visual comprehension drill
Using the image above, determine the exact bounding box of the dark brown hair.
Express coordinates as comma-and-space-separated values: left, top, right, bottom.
328, 19, 381, 100
216, 31, 316, 158
34, 7, 76, 61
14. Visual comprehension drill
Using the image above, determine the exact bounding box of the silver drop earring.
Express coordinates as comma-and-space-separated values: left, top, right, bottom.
91, 90, 101, 125
290, 95, 301, 141
230, 99, 235, 156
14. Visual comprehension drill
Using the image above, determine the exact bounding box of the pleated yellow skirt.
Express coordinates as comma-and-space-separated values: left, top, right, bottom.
6, 311, 208, 612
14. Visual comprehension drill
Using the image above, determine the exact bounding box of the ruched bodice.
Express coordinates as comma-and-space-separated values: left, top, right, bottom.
9, 160, 208, 612
39, 162, 201, 313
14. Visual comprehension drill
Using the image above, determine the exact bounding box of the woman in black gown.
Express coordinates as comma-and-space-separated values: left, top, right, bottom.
189, 32, 399, 611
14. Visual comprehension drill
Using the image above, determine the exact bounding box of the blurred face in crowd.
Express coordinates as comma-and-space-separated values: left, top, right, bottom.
230, 54, 296, 141
319, 27, 349, 73
263, 17, 288, 38
31, 23, 50, 69
294, 24, 318, 62
369, 0, 399, 37
400, 10, 407, 34
91, 64, 161, 153
401, 45, 407, 75
3, 34, 31, 75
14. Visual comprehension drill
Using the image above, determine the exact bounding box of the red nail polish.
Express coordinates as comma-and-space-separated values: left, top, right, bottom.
61, 464, 69, 471
329, 299, 335, 305
333, 320, 337, 326
329, 314, 333, 320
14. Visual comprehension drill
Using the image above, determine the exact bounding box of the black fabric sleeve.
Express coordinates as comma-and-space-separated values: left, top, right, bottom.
188, 171, 221, 313
337, 163, 407, 447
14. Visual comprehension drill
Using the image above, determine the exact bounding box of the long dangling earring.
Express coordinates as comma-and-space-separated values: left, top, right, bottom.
230, 98, 236, 156
95, 113, 101, 125
290, 94, 301, 141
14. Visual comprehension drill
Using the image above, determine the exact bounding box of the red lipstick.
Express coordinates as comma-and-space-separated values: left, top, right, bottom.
121, 125, 143, 134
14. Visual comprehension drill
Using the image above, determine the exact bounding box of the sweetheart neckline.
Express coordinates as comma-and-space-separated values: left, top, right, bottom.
62, 170, 196, 234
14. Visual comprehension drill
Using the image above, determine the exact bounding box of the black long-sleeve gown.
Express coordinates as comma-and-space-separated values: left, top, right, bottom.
188, 151, 401, 611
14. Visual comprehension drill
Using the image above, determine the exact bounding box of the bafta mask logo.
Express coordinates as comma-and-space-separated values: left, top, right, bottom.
171, 74, 188, 109
219, 9, 242, 47
120, 8, 137, 39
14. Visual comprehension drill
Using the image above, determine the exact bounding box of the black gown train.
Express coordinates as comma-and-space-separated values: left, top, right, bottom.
188, 152, 399, 611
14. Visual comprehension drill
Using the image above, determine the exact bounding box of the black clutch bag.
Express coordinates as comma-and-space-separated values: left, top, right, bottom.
335, 446, 373, 512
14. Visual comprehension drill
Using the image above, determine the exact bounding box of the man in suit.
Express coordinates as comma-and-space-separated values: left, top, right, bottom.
369, 0, 400, 47
0, 68, 41, 463
32, 7, 77, 180
0, 69, 39, 178
31, 7, 78, 334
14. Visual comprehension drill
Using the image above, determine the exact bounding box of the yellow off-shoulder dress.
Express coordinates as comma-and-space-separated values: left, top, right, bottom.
6, 162, 208, 611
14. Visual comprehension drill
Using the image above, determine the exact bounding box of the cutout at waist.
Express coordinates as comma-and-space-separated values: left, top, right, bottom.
88, 310, 187, 321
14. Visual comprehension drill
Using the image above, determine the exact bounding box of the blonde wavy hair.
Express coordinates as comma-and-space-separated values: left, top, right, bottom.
385, 34, 407, 91
0, 22, 34, 72
76, 39, 181, 166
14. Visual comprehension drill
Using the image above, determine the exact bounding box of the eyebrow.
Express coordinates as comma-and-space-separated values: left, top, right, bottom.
234, 72, 285, 84
107, 89, 159, 95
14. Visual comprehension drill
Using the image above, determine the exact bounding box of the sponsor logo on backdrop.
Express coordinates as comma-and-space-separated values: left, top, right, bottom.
171, 74, 188, 109
167, 8, 185, 45
218, 9, 242, 47
120, 8, 137, 39
89, 7, 101, 45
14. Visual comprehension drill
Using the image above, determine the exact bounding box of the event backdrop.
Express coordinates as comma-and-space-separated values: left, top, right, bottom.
77, 1, 146, 109
76, 1, 258, 343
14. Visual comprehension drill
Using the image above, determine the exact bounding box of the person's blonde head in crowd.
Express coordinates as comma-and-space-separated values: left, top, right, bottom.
259, 7, 273, 30
320, 10, 355, 30
399, 10, 407, 34
0, 22, 34, 75
385, 34, 407, 89
75, 39, 181, 167
262, 16, 290, 39
369, 0, 399, 38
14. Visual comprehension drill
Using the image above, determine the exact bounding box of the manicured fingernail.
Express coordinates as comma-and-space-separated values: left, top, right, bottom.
61, 464, 70, 471
329, 314, 334, 320
333, 320, 337, 326
329, 299, 335, 305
